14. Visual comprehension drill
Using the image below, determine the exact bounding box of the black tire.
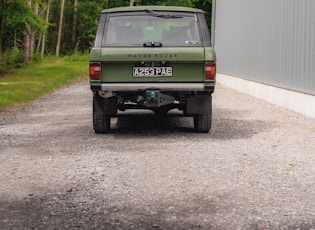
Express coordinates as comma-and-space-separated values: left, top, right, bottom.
194, 112, 212, 133
93, 94, 110, 133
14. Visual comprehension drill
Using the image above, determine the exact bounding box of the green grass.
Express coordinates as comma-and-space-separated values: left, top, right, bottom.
0, 54, 88, 110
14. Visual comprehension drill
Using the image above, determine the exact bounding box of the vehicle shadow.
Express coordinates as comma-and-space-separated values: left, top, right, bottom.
111, 112, 194, 134
1, 188, 312, 230
109, 108, 273, 140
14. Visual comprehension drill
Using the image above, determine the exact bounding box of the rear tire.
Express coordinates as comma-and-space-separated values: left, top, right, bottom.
93, 94, 110, 133
193, 93, 213, 133
194, 112, 212, 133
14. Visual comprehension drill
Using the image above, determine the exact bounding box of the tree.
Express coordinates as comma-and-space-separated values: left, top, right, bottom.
194, 0, 212, 32
19, 1, 46, 64
75, 1, 107, 52
0, 0, 46, 64
56, 0, 65, 57
41, 0, 50, 58
72, 0, 78, 48
0, 0, 213, 63
0, 0, 5, 54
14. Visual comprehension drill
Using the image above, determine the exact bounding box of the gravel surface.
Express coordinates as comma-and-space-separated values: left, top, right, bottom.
0, 80, 315, 230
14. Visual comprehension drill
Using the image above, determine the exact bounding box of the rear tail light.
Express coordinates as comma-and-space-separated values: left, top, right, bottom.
90, 62, 101, 80
204, 62, 216, 80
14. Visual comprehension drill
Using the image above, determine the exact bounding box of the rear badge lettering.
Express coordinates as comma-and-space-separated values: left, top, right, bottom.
128, 54, 178, 59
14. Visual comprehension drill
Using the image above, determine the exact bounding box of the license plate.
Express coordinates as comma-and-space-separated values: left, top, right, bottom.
133, 67, 172, 77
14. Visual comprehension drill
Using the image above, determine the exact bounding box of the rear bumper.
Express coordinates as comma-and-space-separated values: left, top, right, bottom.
91, 82, 215, 92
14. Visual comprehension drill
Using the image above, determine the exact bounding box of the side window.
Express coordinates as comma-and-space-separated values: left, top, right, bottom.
94, 14, 106, 47
198, 13, 211, 47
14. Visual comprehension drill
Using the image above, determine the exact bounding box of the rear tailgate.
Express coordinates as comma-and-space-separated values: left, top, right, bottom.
99, 47, 205, 83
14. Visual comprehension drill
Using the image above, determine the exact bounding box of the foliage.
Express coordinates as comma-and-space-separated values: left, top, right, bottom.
76, 1, 106, 52
0, 54, 88, 109
4, 0, 46, 31
0, 0, 213, 72
0, 0, 213, 109
0, 0, 46, 47
194, 0, 212, 32
0, 48, 23, 75
105, 0, 130, 8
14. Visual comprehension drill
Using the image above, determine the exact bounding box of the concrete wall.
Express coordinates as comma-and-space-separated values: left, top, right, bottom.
217, 73, 315, 118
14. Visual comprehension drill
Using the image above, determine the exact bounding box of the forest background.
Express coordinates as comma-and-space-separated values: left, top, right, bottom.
0, 0, 212, 74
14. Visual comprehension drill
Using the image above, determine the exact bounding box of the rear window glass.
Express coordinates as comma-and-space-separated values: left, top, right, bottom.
102, 11, 201, 47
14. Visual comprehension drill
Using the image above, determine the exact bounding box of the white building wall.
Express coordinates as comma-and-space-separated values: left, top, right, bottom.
213, 0, 315, 118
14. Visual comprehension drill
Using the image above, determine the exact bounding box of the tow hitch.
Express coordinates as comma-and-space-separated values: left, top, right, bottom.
145, 90, 175, 107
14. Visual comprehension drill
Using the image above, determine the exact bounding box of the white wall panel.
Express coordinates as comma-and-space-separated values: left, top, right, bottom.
214, 0, 315, 95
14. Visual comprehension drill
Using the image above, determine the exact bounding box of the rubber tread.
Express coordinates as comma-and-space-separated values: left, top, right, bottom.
194, 113, 212, 133
93, 95, 110, 133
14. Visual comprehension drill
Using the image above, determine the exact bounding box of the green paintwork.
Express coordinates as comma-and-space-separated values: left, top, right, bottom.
90, 46, 216, 83
204, 47, 217, 61
101, 62, 204, 83
89, 48, 101, 61
102, 6, 204, 14
90, 47, 216, 62
90, 6, 216, 90
97, 47, 207, 62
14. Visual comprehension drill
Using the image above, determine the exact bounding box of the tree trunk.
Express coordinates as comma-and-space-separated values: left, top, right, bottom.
130, 0, 134, 6
41, 0, 50, 58
0, 0, 5, 53
56, 0, 65, 57
27, 0, 34, 59
29, 31, 34, 58
72, 0, 78, 49
23, 31, 30, 64
29, 1, 39, 58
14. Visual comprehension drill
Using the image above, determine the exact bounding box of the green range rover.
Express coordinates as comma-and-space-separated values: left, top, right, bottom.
90, 6, 216, 133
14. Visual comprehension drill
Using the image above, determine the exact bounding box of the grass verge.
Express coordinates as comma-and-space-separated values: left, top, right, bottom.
0, 55, 88, 110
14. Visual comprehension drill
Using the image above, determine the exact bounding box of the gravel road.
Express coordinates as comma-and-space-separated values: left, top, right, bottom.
0, 80, 315, 230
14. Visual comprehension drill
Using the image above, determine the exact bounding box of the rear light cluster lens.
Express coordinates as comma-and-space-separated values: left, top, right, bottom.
204, 62, 216, 80
90, 62, 101, 80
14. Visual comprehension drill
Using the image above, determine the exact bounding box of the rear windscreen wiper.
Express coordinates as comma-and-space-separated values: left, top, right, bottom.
145, 10, 183, 19
143, 41, 163, 47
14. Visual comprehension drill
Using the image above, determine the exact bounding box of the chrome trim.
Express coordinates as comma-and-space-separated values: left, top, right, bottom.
101, 83, 214, 91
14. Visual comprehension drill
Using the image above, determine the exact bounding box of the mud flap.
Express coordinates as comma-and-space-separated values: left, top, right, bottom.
94, 93, 117, 115
186, 94, 212, 114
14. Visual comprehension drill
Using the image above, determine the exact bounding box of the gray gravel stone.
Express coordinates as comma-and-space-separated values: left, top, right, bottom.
0, 81, 314, 229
